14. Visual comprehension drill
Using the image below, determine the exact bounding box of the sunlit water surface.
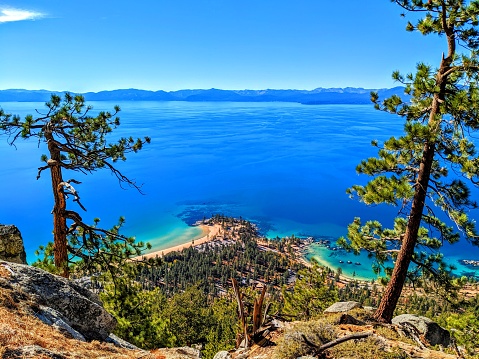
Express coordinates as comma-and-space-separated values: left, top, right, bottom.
1, 101, 477, 279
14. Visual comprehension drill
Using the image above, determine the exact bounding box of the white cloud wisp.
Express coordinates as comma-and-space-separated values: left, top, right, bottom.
0, 8, 44, 23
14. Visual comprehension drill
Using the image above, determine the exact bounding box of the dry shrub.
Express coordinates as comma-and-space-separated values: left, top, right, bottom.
373, 325, 417, 347
0, 283, 19, 311
330, 336, 409, 359
0, 265, 12, 278
274, 319, 337, 359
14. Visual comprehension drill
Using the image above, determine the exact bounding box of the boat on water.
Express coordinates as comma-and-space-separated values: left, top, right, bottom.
347, 260, 352, 264
339, 260, 344, 263
460, 259, 479, 267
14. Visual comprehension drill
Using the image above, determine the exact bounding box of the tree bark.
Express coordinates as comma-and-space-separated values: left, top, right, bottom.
374, 141, 435, 322
374, 78, 444, 322
374, 4, 455, 321
45, 130, 69, 278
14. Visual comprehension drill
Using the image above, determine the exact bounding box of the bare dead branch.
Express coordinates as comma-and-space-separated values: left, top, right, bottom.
37, 165, 49, 180
301, 331, 373, 355
58, 181, 87, 212
232, 278, 249, 348
396, 322, 427, 350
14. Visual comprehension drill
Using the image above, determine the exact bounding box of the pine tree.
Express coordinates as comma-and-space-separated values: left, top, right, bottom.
100, 274, 175, 349
163, 285, 211, 346
0, 94, 150, 277
282, 261, 338, 320
339, 0, 479, 323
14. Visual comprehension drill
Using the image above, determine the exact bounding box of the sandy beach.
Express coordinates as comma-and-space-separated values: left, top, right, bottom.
139, 223, 223, 259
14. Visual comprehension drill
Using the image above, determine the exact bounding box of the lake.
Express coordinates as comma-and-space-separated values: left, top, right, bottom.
0, 100, 478, 279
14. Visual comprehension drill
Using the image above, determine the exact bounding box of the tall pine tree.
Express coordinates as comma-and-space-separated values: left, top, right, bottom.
0, 94, 150, 277
339, 0, 479, 323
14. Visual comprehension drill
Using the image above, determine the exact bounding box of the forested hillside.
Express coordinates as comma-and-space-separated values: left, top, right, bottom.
74, 215, 479, 358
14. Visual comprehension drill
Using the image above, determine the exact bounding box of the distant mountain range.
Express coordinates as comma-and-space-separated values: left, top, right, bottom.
0, 87, 407, 104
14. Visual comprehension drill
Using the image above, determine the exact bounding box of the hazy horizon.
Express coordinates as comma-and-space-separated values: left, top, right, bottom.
0, 86, 404, 92
2, 1, 445, 92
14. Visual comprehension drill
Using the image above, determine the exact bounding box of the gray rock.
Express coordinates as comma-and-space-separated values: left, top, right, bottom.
106, 333, 141, 350
271, 318, 288, 328
73, 275, 102, 293
35, 305, 86, 341
213, 351, 232, 359
2, 344, 66, 358
154, 347, 201, 358
0, 261, 116, 341
392, 314, 450, 346
0, 224, 27, 264
324, 301, 362, 313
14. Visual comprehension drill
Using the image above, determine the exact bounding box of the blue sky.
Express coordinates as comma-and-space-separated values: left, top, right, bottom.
1, 1, 445, 92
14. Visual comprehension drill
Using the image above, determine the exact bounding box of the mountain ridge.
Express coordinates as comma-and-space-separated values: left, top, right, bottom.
0, 87, 407, 104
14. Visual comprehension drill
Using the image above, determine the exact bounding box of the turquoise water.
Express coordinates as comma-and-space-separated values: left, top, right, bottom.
0, 101, 478, 279
303, 242, 479, 281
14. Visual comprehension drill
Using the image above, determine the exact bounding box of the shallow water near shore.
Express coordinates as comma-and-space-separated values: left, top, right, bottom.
0, 100, 478, 279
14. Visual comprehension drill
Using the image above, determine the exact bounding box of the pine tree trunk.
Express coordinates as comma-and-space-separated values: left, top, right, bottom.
374, 6, 456, 322
46, 132, 69, 278
373, 142, 435, 323
374, 79, 443, 323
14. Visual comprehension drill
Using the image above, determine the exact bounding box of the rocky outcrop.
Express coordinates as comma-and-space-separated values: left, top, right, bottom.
106, 333, 141, 350
323, 301, 362, 313
35, 305, 86, 341
0, 225, 27, 264
0, 261, 116, 341
392, 314, 451, 347
213, 351, 232, 359
2, 345, 67, 359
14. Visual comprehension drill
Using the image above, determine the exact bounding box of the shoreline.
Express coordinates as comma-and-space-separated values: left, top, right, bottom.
139, 223, 222, 259
303, 241, 479, 282
291, 242, 374, 283
137, 221, 478, 283
139, 222, 374, 282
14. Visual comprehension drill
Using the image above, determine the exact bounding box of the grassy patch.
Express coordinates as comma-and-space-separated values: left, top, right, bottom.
274, 311, 414, 359
331, 336, 409, 359
274, 319, 337, 359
